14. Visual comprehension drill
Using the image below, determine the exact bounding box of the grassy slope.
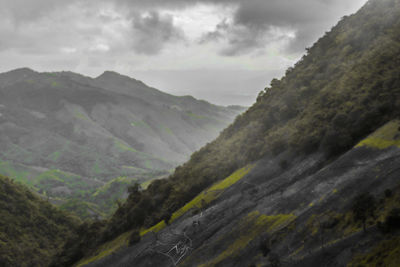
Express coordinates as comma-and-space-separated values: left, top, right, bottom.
356, 119, 400, 149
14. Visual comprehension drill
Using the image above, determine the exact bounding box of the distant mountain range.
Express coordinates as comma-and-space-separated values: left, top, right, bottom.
0, 68, 245, 218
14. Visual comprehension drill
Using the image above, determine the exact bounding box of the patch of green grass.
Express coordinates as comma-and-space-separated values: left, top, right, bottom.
186, 112, 206, 120
144, 160, 152, 169
121, 165, 147, 174
140, 180, 152, 189
92, 176, 131, 197
76, 230, 133, 267
356, 120, 400, 149
48, 151, 61, 162
34, 170, 64, 184
162, 125, 173, 135
114, 139, 138, 153
74, 109, 89, 121
140, 221, 166, 236
0, 161, 32, 186
170, 164, 254, 222
130, 120, 150, 128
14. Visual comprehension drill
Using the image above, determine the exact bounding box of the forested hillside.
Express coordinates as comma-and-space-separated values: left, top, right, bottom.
0, 175, 80, 267
55, 0, 400, 266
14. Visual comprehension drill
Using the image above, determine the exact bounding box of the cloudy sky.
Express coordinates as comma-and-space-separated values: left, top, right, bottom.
0, 0, 367, 106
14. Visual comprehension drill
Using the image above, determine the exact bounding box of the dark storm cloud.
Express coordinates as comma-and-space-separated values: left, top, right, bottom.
0, 0, 366, 57
130, 11, 184, 55
198, 0, 366, 55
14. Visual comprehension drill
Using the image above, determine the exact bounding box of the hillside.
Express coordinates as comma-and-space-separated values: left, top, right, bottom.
0, 175, 80, 267
0, 69, 243, 218
58, 0, 400, 266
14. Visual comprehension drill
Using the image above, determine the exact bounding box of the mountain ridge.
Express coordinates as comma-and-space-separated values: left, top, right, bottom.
0, 68, 244, 218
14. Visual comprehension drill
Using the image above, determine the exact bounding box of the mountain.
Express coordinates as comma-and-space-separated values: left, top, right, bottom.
0, 68, 244, 218
58, 0, 400, 266
0, 175, 80, 267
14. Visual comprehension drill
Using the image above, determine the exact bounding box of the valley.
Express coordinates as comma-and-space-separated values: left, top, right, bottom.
0, 69, 244, 218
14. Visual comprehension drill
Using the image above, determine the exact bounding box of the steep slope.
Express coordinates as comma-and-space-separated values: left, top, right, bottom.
0, 175, 80, 267
0, 69, 243, 218
79, 122, 400, 267
63, 0, 400, 266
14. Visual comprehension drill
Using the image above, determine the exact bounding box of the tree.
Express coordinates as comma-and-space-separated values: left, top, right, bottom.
352, 192, 376, 233
259, 238, 271, 257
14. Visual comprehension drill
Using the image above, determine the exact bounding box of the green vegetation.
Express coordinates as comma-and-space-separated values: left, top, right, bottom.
93, 177, 131, 197
54, 0, 400, 264
60, 199, 106, 220
162, 125, 173, 135
73, 109, 89, 120
0, 161, 32, 186
114, 139, 138, 153
130, 120, 150, 128
0, 175, 80, 267
352, 192, 376, 232
186, 112, 206, 120
356, 120, 400, 149
140, 165, 254, 236
171, 164, 254, 221
348, 237, 400, 267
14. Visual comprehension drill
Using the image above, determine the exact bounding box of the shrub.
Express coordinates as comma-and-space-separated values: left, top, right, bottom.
259, 238, 271, 257
384, 208, 400, 231
384, 189, 393, 198
128, 231, 141, 246
352, 192, 376, 233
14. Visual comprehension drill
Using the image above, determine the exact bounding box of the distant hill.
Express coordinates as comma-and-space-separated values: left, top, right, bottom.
0, 175, 80, 267
57, 0, 400, 266
0, 68, 244, 218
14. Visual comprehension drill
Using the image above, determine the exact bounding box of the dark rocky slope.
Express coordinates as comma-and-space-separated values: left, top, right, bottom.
82, 122, 400, 267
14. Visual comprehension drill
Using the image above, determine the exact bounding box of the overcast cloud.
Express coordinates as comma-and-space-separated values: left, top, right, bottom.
0, 0, 367, 105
